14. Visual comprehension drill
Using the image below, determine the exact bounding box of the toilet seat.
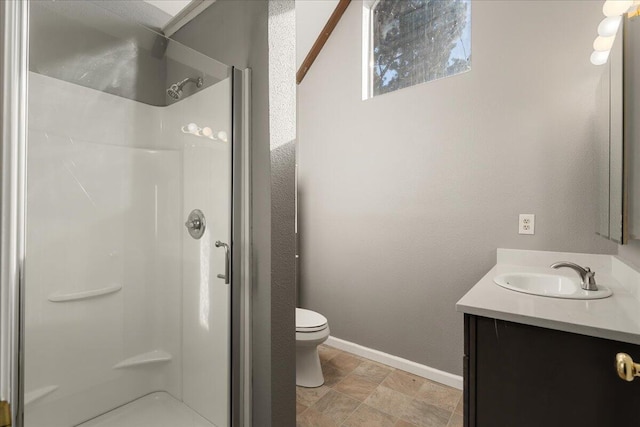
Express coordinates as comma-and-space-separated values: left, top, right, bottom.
296, 308, 327, 333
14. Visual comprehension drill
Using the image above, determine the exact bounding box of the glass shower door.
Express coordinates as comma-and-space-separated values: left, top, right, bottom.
20, 2, 234, 426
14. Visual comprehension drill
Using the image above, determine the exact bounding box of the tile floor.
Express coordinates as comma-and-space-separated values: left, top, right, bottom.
296, 345, 463, 427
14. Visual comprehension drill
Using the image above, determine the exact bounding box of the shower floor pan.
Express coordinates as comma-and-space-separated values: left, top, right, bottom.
77, 392, 214, 427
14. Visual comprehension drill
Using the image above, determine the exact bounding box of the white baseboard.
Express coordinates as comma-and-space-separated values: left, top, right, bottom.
325, 336, 463, 390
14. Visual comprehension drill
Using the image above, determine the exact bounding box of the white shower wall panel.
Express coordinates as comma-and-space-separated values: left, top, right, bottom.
25, 73, 183, 427
173, 80, 232, 426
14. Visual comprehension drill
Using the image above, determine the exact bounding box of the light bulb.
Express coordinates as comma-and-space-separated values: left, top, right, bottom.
217, 131, 228, 142
590, 50, 610, 65
187, 123, 198, 133
602, 0, 633, 17
201, 127, 213, 137
593, 35, 616, 51
598, 16, 622, 37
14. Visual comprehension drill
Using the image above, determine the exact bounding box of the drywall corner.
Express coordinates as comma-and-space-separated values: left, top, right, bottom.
268, 1, 297, 426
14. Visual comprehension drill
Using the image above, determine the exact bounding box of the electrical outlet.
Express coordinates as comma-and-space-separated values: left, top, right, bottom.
519, 214, 535, 235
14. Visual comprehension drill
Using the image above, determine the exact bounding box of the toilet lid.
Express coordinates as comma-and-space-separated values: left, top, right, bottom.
296, 308, 328, 332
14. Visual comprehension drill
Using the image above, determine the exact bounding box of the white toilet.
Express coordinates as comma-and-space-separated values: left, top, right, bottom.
296, 308, 330, 387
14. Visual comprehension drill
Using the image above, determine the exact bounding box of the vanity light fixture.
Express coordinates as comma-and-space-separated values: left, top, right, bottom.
603, 0, 633, 17
591, 50, 611, 66
598, 15, 622, 36
593, 35, 616, 51
590, 1, 640, 65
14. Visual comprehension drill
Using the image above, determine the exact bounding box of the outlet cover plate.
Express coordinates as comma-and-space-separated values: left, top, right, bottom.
519, 214, 535, 235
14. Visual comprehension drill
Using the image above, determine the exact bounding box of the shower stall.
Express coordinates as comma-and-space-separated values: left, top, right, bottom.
1, 1, 249, 426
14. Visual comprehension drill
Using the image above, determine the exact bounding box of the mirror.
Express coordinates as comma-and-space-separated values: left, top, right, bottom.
624, 14, 640, 242
598, 14, 639, 244
597, 23, 623, 243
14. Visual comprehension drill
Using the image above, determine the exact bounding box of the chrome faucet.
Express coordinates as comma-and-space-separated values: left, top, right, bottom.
550, 261, 598, 291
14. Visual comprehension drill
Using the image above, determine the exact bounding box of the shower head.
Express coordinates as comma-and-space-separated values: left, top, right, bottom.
167, 77, 203, 100
167, 85, 182, 100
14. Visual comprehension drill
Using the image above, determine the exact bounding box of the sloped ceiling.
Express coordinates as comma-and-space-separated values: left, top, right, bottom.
143, 0, 192, 17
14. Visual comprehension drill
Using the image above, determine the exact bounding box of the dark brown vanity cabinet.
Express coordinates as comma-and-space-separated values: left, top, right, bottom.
464, 315, 640, 427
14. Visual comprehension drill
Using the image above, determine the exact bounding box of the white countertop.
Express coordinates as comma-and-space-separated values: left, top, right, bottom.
456, 249, 640, 345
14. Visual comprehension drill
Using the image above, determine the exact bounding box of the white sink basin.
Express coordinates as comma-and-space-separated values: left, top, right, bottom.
494, 273, 613, 300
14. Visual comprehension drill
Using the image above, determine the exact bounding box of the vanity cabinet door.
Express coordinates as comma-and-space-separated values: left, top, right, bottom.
464, 314, 640, 427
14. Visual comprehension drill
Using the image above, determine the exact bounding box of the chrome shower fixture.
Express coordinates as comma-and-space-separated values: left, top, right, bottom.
167, 77, 203, 100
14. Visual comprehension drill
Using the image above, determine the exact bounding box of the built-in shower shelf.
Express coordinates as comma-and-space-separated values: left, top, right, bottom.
25, 385, 59, 406
48, 284, 122, 302
113, 350, 172, 369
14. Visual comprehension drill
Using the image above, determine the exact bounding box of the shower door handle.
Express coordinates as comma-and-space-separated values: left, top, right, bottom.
215, 241, 230, 284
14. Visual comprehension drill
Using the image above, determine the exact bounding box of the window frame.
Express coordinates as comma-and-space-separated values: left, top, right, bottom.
362, 0, 378, 100
362, 0, 472, 100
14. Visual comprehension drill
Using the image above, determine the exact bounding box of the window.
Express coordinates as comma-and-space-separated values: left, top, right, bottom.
363, 0, 471, 99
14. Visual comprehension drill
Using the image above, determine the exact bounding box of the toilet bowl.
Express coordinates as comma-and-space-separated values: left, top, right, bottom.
296, 308, 330, 388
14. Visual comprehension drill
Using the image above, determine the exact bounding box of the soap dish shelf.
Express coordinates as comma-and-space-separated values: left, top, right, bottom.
113, 350, 173, 369
48, 284, 122, 302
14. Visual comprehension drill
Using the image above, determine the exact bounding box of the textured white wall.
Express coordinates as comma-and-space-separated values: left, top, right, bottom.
298, 0, 618, 376
268, 1, 297, 426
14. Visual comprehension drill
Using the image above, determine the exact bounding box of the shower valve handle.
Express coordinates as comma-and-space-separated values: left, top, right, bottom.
185, 218, 201, 230
185, 209, 206, 240
215, 241, 230, 284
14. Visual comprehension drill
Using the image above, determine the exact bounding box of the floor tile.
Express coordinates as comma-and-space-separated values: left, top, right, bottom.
318, 345, 340, 364
353, 360, 393, 384
414, 381, 461, 411
381, 370, 425, 397
447, 413, 463, 427
311, 389, 360, 425
401, 399, 451, 427
297, 347, 462, 427
322, 363, 350, 388
454, 398, 463, 415
296, 408, 339, 427
297, 385, 331, 407
342, 404, 397, 427
333, 373, 379, 401
364, 385, 413, 418
297, 401, 309, 415
323, 352, 362, 373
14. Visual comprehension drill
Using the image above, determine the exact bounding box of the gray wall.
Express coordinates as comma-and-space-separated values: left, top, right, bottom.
297, 0, 618, 376
175, 1, 296, 425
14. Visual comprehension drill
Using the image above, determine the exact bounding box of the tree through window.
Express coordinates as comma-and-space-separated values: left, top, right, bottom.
367, 0, 471, 97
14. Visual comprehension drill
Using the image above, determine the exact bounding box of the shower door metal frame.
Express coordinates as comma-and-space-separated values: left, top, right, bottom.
0, 1, 29, 426
231, 67, 252, 427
